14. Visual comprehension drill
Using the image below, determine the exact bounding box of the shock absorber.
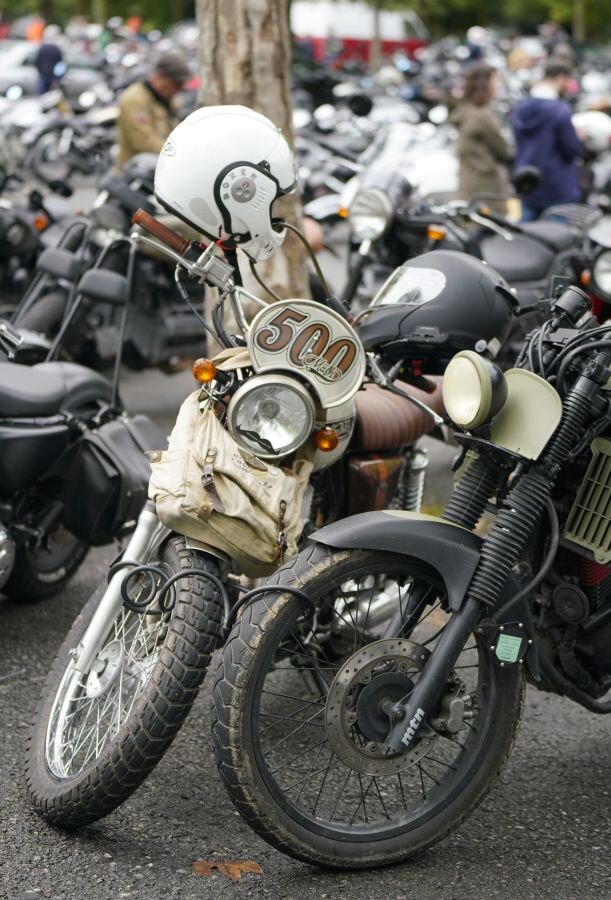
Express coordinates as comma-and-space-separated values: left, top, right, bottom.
390, 447, 428, 513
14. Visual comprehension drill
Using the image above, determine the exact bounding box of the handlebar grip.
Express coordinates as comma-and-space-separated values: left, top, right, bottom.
132, 208, 191, 255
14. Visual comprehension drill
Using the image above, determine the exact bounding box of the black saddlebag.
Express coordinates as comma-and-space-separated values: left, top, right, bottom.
62, 414, 165, 545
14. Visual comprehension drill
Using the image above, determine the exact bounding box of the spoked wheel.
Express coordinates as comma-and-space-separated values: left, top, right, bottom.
26, 535, 224, 826
29, 128, 73, 183
213, 545, 524, 869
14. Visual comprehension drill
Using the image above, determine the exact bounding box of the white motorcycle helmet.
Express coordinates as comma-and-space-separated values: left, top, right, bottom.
154, 105, 297, 262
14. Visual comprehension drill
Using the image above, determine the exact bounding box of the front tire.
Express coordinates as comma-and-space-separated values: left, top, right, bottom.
212, 544, 524, 868
26, 534, 224, 826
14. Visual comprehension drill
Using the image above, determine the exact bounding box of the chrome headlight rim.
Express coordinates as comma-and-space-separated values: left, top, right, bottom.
227, 373, 316, 460
349, 187, 393, 242
591, 248, 611, 302
442, 350, 507, 431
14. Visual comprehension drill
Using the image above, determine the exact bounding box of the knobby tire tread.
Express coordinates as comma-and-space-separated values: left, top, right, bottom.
211, 544, 525, 869
25, 535, 223, 827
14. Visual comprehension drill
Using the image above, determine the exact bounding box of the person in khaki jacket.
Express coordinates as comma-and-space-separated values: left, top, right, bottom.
451, 63, 512, 215
117, 52, 191, 167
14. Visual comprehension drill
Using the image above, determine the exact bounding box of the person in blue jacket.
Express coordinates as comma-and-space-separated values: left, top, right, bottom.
511, 59, 583, 220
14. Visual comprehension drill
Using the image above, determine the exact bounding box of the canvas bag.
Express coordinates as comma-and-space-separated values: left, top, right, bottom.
148, 389, 313, 577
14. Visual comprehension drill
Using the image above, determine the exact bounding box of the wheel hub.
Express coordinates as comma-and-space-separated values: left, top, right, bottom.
325, 639, 437, 775
86, 640, 124, 699
355, 671, 414, 743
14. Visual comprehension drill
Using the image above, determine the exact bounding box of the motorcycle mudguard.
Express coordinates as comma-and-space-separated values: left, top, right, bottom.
311, 510, 539, 676
313, 511, 482, 612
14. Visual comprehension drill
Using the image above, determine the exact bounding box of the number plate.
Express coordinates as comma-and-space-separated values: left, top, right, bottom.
248, 300, 366, 409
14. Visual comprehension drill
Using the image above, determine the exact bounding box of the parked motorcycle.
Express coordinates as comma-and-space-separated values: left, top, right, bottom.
24, 195, 520, 825
341, 140, 592, 310
0, 170, 56, 313
212, 282, 611, 868
11, 154, 206, 371
0, 299, 164, 605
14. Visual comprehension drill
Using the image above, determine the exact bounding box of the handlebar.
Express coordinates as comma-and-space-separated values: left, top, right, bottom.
132, 208, 192, 256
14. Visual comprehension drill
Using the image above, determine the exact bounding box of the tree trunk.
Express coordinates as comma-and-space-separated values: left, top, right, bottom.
196, 0, 309, 304
369, 1, 382, 75
572, 0, 587, 43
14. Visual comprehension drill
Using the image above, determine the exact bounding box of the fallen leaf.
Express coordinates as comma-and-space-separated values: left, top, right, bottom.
192, 860, 263, 882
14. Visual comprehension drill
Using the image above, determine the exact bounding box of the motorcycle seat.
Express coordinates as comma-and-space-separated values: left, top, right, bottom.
519, 221, 575, 253
0, 362, 112, 418
353, 378, 444, 452
480, 233, 555, 283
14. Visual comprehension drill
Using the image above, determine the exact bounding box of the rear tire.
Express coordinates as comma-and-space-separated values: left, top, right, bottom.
5, 523, 88, 603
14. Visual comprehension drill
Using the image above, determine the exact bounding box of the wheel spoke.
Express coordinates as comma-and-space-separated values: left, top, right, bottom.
251, 562, 491, 838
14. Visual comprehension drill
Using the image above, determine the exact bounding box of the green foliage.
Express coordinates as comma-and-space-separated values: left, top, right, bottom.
4, 0, 610, 39
355, 0, 611, 39
2, 0, 195, 29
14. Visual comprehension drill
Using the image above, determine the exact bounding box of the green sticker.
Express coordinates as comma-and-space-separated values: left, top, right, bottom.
495, 633, 522, 663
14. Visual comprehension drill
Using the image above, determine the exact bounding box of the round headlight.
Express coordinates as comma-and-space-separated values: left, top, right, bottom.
442, 351, 507, 430
227, 374, 315, 460
591, 248, 611, 301
349, 187, 393, 242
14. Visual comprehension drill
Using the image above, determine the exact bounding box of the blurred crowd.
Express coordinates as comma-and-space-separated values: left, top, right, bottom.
0, 11, 608, 224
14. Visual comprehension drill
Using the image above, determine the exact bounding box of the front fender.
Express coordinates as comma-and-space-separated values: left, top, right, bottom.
312, 510, 527, 619
312, 510, 540, 678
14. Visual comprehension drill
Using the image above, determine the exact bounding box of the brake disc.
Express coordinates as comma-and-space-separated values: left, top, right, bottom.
325, 638, 437, 776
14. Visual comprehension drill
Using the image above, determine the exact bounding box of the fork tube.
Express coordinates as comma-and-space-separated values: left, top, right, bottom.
72, 504, 170, 675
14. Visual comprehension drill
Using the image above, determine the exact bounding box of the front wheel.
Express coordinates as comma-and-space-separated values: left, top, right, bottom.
212, 544, 524, 868
26, 535, 224, 826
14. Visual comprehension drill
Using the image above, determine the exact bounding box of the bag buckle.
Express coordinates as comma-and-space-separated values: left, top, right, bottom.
276, 499, 288, 560
202, 448, 225, 513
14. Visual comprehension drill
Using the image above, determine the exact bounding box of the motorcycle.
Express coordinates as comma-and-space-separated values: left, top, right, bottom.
211, 282, 611, 868
11, 155, 207, 371
0, 169, 56, 314
340, 139, 591, 310
0, 278, 165, 605
24, 209, 517, 826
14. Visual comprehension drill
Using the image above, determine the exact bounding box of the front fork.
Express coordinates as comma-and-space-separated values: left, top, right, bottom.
71, 502, 170, 675
384, 358, 607, 753
385, 597, 483, 751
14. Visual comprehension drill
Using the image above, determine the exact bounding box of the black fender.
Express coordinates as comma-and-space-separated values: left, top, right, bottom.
312, 510, 539, 676
313, 511, 492, 613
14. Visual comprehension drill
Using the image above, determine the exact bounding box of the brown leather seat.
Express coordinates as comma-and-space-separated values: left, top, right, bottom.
353, 377, 444, 452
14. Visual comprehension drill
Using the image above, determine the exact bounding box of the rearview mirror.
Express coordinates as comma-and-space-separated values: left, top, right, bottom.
512, 165, 540, 195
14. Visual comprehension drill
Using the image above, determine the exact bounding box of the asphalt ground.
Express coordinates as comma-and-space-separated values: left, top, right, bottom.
1, 369, 610, 900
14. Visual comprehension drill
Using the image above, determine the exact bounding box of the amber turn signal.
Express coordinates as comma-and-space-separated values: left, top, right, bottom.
426, 224, 447, 241
580, 269, 591, 287
192, 358, 217, 383
315, 427, 339, 452
33, 214, 49, 231
338, 206, 350, 219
